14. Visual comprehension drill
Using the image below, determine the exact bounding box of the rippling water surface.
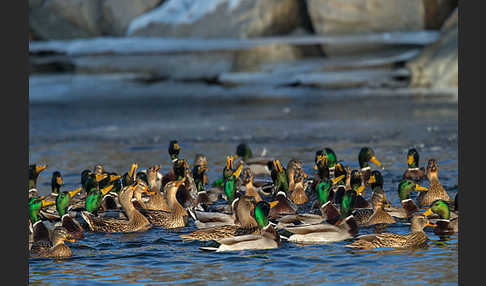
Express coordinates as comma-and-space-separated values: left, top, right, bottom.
29, 75, 458, 285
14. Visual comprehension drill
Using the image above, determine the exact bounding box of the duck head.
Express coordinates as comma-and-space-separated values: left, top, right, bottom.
314, 148, 338, 170
397, 179, 428, 201
426, 159, 440, 180
29, 164, 47, 189
410, 215, 437, 232
51, 227, 75, 246
423, 199, 450, 220
51, 171, 64, 194
29, 196, 55, 224
358, 147, 381, 170
235, 143, 253, 162
168, 140, 181, 162
407, 148, 420, 169
368, 170, 384, 190
56, 187, 82, 217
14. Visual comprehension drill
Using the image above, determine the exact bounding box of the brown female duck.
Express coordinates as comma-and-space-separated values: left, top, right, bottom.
417, 159, 451, 207
30, 225, 75, 258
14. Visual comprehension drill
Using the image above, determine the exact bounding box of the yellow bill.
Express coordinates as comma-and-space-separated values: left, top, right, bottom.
415, 184, 428, 191
66, 239, 76, 243
234, 164, 244, 179
68, 187, 82, 198
423, 208, 433, 216
408, 155, 414, 166
41, 200, 56, 208
370, 156, 381, 167
95, 174, 108, 182
331, 175, 346, 185
425, 222, 437, 227
368, 175, 376, 184
56, 176, 64, 186
269, 201, 279, 208
36, 165, 47, 174
129, 163, 138, 178
356, 185, 365, 196
101, 184, 114, 196
109, 175, 121, 182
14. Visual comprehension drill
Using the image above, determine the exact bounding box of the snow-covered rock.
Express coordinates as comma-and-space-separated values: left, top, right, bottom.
127, 0, 304, 38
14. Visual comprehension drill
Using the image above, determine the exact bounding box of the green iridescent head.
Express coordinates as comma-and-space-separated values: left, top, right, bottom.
315, 148, 338, 170
317, 180, 333, 205
424, 199, 450, 220
407, 148, 420, 168
358, 147, 381, 169
236, 143, 253, 162
254, 201, 270, 228
341, 190, 356, 218
29, 196, 55, 223
56, 192, 71, 217
397, 179, 428, 201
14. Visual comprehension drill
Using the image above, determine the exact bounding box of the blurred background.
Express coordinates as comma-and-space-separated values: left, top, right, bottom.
29, 1, 458, 285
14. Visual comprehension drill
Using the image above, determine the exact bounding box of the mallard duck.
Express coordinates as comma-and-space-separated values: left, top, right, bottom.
234, 143, 273, 176
84, 184, 115, 215
138, 165, 170, 211
346, 215, 436, 249
29, 196, 56, 225
81, 183, 152, 233
161, 140, 182, 187
180, 195, 259, 240
200, 201, 281, 252
313, 148, 346, 184
29, 164, 48, 198
289, 168, 309, 205
384, 180, 428, 219
358, 147, 382, 187
352, 171, 396, 226
30, 225, 75, 258
268, 191, 297, 219
320, 184, 360, 225
193, 164, 209, 193
271, 160, 289, 196
423, 200, 458, 234
312, 175, 346, 208
348, 169, 369, 208
241, 167, 262, 202
283, 215, 358, 245
287, 159, 303, 192
138, 178, 191, 229
221, 156, 243, 203
417, 159, 451, 207
402, 148, 426, 181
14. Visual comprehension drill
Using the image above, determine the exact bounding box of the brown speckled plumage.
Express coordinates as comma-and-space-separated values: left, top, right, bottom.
417, 159, 451, 207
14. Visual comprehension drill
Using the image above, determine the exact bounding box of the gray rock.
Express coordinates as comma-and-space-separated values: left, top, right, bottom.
29, 0, 103, 40
101, 0, 163, 36
407, 8, 457, 88
127, 0, 304, 38
307, 0, 425, 56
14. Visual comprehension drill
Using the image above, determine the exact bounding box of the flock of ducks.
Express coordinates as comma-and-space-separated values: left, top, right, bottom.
29, 141, 458, 258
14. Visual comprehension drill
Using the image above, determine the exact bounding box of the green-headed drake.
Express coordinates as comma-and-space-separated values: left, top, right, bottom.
29, 196, 56, 225
40, 171, 65, 208
84, 184, 115, 215
222, 156, 243, 203
321, 182, 359, 226
29, 164, 48, 198
201, 201, 280, 252
417, 159, 451, 207
54, 187, 84, 239
314, 148, 346, 184
234, 143, 273, 176
358, 147, 382, 186
403, 148, 426, 181
385, 179, 428, 219
81, 183, 151, 233
346, 215, 436, 249
271, 159, 289, 196
423, 199, 458, 234
161, 140, 182, 187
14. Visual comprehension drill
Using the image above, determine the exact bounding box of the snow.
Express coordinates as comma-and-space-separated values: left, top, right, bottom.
127, 0, 243, 36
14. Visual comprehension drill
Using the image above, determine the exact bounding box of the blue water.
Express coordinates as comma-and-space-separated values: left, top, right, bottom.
29, 76, 458, 285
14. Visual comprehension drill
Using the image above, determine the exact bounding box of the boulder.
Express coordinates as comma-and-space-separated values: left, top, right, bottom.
101, 0, 164, 36
127, 0, 305, 38
423, 0, 458, 29
29, 0, 103, 40
406, 8, 457, 88
307, 0, 425, 56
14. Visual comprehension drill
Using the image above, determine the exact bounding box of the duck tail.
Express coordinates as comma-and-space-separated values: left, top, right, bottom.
80, 211, 94, 231
340, 215, 359, 236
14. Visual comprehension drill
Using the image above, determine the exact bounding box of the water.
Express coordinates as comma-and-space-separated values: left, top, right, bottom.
29, 74, 458, 285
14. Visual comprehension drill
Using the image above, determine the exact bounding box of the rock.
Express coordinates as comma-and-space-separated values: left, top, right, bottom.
101, 0, 163, 36
127, 0, 305, 38
423, 0, 458, 29
29, 0, 103, 40
307, 0, 425, 56
406, 8, 457, 88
